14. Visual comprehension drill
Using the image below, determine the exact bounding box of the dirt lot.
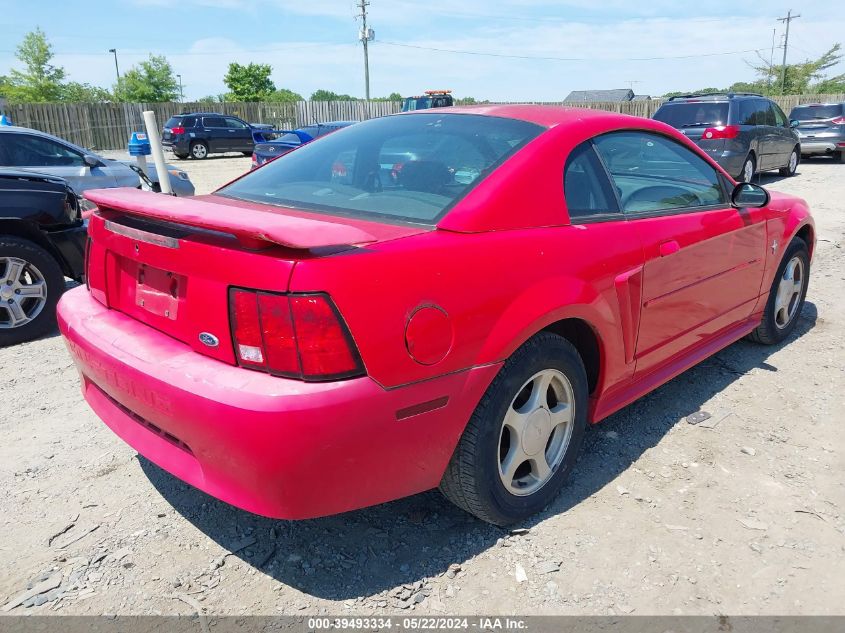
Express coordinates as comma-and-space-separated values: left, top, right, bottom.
1, 155, 843, 616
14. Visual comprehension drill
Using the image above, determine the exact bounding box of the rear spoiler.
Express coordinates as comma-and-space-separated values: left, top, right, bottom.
84, 188, 376, 250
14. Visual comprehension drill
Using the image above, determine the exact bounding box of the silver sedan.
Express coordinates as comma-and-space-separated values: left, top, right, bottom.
0, 126, 195, 197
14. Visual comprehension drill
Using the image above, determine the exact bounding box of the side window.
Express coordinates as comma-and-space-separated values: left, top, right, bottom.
771, 103, 787, 127
762, 102, 777, 126
3, 133, 84, 167
225, 117, 249, 129
182, 116, 197, 128
593, 131, 727, 214
202, 117, 226, 128
563, 142, 620, 219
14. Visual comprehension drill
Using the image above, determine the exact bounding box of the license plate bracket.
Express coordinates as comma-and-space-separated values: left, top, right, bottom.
135, 264, 182, 319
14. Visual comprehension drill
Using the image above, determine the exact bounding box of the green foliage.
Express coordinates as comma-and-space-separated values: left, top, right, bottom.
114, 55, 179, 102
751, 44, 844, 95
664, 44, 844, 97
310, 89, 357, 101
371, 92, 403, 102
5, 27, 66, 102
267, 88, 303, 103
224, 63, 275, 101
60, 82, 113, 102
198, 94, 224, 104
455, 96, 478, 105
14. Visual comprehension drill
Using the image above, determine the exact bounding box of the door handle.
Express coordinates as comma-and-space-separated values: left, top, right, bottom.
659, 240, 680, 257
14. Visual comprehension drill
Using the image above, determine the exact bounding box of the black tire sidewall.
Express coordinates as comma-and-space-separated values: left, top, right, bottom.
762, 238, 810, 343
739, 155, 755, 182
473, 336, 589, 523
0, 237, 65, 346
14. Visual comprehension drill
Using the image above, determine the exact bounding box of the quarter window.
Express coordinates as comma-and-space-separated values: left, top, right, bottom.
593, 132, 726, 214
563, 142, 620, 219
225, 117, 249, 129
202, 116, 226, 128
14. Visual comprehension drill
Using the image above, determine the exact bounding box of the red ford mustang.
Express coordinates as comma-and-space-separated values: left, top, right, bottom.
58, 106, 814, 525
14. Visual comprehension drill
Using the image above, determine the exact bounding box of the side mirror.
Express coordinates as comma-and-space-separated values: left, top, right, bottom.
83, 154, 102, 168
731, 182, 770, 208
790, 120, 800, 128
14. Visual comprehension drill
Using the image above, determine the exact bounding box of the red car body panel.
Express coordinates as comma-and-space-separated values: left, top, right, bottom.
58, 105, 815, 519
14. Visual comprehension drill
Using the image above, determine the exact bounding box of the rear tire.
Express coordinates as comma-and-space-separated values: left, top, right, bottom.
440, 332, 588, 525
190, 141, 209, 160
779, 148, 799, 176
242, 151, 253, 157
748, 237, 809, 345
174, 152, 189, 160
836, 151, 845, 164
0, 237, 65, 347
738, 154, 756, 182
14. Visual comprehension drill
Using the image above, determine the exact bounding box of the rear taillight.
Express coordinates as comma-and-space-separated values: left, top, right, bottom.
702, 125, 740, 140
251, 153, 258, 167
229, 289, 364, 381
831, 117, 845, 125
170, 126, 185, 135
331, 161, 347, 177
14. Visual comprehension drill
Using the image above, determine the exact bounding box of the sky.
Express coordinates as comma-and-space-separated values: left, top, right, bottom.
1, 0, 843, 102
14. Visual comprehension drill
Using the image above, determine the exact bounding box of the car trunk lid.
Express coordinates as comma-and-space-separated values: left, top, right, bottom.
83, 188, 427, 366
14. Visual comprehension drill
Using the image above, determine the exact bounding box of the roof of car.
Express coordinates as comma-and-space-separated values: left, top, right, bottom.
666, 92, 764, 102
400, 104, 634, 128
0, 125, 95, 154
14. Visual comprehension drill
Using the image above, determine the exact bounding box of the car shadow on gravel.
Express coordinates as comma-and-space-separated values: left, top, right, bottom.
140, 302, 818, 601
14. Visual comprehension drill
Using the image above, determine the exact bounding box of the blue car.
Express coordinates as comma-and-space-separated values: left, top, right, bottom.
251, 121, 357, 168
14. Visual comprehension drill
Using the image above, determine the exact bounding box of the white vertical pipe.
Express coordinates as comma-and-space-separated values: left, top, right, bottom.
141, 110, 173, 195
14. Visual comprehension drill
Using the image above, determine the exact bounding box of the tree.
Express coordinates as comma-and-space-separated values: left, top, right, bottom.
5, 28, 66, 102
267, 88, 303, 103
198, 94, 224, 104
750, 44, 844, 95
455, 96, 478, 105
224, 63, 275, 101
371, 92, 402, 102
310, 89, 357, 101
114, 55, 179, 102
60, 82, 112, 102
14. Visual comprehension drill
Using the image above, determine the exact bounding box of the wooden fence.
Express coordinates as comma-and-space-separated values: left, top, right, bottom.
2, 94, 844, 151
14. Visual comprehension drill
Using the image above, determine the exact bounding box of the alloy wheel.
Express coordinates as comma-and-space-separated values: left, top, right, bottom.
774, 256, 804, 329
0, 257, 48, 329
498, 369, 575, 496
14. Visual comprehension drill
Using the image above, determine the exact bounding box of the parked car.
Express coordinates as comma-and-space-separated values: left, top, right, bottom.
161, 112, 273, 160
58, 106, 814, 525
401, 90, 454, 112
1, 169, 85, 346
788, 102, 845, 162
0, 126, 194, 197
652, 92, 801, 182
251, 121, 357, 168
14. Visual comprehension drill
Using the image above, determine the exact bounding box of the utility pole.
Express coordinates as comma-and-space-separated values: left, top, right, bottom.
767, 28, 776, 94
777, 10, 800, 95
108, 48, 120, 83
356, 0, 374, 100
177, 74, 184, 102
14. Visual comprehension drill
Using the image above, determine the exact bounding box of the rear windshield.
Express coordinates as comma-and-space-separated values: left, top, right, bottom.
216, 114, 543, 224
653, 102, 730, 128
790, 104, 842, 120
165, 117, 182, 128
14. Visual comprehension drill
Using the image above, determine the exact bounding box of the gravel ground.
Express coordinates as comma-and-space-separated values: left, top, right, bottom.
1, 156, 843, 616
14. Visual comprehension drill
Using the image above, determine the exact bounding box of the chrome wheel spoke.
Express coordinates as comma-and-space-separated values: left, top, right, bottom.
773, 256, 804, 329
530, 454, 552, 482
2, 258, 24, 285
524, 372, 553, 411
549, 402, 573, 429
5, 300, 28, 326
501, 444, 529, 485
16, 281, 46, 299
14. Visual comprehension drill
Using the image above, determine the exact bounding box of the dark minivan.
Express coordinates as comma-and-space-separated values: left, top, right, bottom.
653, 93, 801, 181
162, 113, 271, 160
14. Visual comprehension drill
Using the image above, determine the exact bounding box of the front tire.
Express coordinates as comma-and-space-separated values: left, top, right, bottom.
779, 148, 799, 176
0, 237, 65, 347
748, 237, 809, 345
440, 332, 588, 525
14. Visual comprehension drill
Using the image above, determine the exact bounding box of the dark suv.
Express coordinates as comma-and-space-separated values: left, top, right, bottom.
653, 93, 800, 181
162, 113, 271, 160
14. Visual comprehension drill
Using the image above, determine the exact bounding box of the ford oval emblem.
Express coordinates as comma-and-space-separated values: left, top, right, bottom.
199, 332, 219, 347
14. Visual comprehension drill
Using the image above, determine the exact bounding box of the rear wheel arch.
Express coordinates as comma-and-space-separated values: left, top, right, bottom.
542, 318, 602, 395
795, 224, 814, 258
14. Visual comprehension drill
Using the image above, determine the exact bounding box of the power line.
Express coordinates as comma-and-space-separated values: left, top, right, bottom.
376, 40, 768, 62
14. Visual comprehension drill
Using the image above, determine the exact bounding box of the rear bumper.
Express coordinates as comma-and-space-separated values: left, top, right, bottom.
710, 150, 747, 178
57, 287, 498, 519
800, 140, 843, 155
